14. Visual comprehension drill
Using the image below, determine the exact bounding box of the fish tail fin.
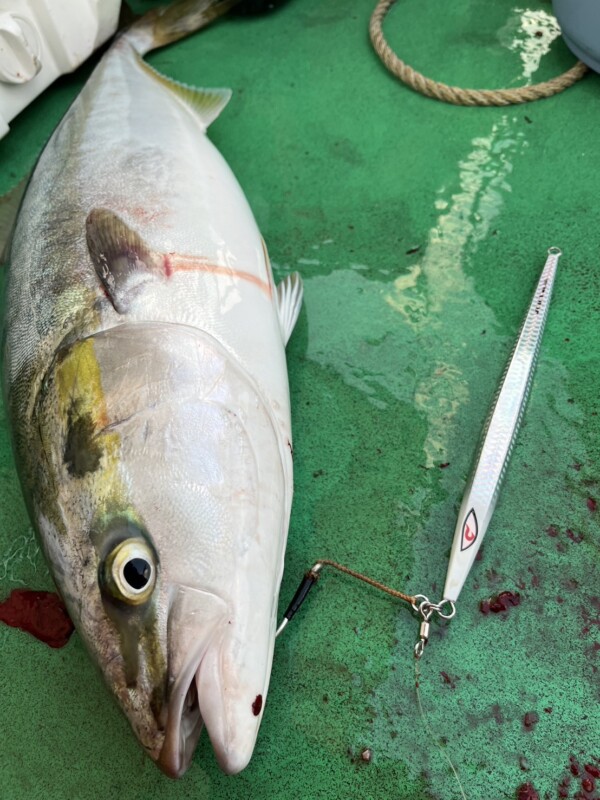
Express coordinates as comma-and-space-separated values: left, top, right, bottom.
124, 0, 239, 56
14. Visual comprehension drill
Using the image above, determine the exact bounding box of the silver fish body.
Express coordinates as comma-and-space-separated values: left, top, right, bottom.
3, 4, 302, 777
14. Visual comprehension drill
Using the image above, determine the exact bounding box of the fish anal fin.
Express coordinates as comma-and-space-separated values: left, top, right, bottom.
86, 208, 163, 313
276, 272, 303, 345
135, 52, 231, 130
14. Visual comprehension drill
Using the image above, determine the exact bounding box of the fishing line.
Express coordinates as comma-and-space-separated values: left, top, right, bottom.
277, 248, 561, 796
276, 559, 464, 797
415, 659, 467, 800
415, 660, 468, 800
275, 556, 466, 798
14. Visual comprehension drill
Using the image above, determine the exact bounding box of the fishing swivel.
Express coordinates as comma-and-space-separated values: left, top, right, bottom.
411, 595, 456, 659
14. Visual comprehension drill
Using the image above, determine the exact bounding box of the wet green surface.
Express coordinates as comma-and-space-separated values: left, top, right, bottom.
0, 1, 599, 798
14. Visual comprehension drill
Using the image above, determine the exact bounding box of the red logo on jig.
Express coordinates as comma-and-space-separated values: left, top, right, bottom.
461, 509, 478, 551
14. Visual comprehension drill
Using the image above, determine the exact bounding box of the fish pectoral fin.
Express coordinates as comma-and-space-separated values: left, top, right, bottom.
86, 208, 164, 313
275, 272, 303, 345
134, 52, 231, 131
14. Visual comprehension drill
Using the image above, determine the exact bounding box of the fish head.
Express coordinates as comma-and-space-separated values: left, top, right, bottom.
30, 323, 290, 776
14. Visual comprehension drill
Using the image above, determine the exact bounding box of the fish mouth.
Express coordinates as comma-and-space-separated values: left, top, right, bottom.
153, 583, 269, 777
157, 653, 205, 778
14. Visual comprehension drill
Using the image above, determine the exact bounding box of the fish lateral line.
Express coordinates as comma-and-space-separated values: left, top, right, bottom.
86, 207, 273, 311
166, 254, 273, 296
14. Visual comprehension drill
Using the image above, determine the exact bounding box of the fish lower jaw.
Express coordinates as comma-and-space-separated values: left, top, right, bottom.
157, 664, 204, 778
156, 651, 262, 778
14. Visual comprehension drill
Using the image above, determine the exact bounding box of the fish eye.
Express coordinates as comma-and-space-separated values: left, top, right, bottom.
103, 538, 157, 605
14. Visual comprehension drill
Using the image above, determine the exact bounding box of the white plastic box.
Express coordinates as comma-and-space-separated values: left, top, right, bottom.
0, 0, 121, 139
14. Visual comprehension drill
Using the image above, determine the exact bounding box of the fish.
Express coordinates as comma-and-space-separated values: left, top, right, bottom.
2, 0, 303, 778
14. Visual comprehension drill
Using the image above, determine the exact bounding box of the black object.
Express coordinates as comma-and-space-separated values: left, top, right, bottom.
232, 0, 293, 15
280, 569, 320, 626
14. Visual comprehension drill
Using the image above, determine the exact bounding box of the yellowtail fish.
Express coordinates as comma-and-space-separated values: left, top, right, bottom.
3, 0, 302, 778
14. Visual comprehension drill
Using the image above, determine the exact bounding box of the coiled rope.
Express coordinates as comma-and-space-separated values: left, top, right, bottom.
370, 0, 589, 106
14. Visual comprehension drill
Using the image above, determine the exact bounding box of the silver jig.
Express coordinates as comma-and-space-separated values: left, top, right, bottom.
413, 247, 561, 658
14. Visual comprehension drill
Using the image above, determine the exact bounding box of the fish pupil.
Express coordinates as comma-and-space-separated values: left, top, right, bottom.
123, 558, 151, 590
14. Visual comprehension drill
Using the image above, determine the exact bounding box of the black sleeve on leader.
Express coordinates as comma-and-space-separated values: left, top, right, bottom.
278, 569, 320, 631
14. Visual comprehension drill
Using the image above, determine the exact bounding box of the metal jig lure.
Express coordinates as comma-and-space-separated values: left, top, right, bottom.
277, 247, 561, 658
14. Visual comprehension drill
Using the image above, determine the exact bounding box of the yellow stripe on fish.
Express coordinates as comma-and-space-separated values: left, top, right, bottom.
53, 338, 125, 517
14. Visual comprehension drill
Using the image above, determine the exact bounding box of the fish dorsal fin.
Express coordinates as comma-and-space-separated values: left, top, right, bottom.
86, 208, 162, 313
135, 52, 231, 130
276, 272, 304, 345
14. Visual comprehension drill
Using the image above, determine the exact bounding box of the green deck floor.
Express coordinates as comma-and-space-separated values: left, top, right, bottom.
0, 1, 599, 798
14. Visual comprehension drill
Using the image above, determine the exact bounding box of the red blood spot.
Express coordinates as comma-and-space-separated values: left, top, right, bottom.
580, 600, 600, 637
517, 782, 539, 800
439, 462, 450, 469
585, 764, 600, 779
475, 545, 484, 562
252, 694, 263, 716
558, 776, 570, 798
479, 591, 521, 615
566, 529, 584, 544
587, 497, 597, 512
546, 525, 559, 538
440, 671, 458, 689
582, 776, 595, 793
162, 255, 173, 277
571, 756, 581, 777
586, 642, 600, 660
544, 707, 553, 714
0, 589, 74, 648
528, 567, 540, 588
572, 462, 582, 470
523, 711, 539, 731
558, 775, 571, 797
